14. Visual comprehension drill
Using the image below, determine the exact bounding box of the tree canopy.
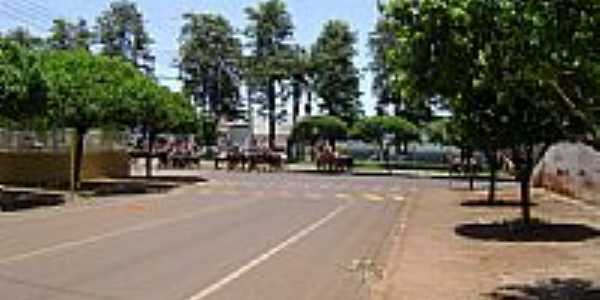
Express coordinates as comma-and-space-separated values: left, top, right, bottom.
244, 0, 295, 149
179, 12, 243, 121
48, 18, 93, 51
383, 0, 600, 221
0, 39, 46, 122
312, 20, 362, 126
291, 116, 348, 144
96, 0, 154, 71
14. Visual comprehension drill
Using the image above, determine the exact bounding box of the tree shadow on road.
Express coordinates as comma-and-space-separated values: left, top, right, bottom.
486, 278, 600, 300
460, 199, 538, 208
455, 219, 600, 242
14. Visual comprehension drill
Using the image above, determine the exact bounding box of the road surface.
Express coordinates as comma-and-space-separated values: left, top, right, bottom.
0, 172, 433, 300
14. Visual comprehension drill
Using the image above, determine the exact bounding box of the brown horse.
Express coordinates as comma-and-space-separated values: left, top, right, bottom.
247, 151, 284, 172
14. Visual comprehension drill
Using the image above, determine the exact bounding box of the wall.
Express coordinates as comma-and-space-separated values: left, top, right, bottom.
533, 142, 600, 204
0, 150, 130, 187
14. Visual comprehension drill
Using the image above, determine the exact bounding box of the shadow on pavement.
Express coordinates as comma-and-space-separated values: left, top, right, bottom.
455, 219, 600, 242
486, 278, 600, 300
460, 199, 538, 208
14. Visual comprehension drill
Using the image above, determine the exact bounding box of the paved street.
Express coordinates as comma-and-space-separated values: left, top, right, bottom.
0, 172, 437, 300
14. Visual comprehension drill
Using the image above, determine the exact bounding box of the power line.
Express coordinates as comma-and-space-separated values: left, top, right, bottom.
19, 0, 53, 15
9, 0, 54, 20
0, 6, 47, 32
1, 1, 51, 24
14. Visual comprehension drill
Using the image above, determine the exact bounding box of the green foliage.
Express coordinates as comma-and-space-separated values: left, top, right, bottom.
352, 116, 418, 146
384, 0, 598, 153
179, 13, 243, 120
244, 0, 295, 148
48, 18, 93, 51
3, 27, 44, 49
384, 0, 600, 221
40, 50, 139, 131
312, 20, 362, 125
0, 39, 47, 121
425, 118, 450, 146
244, 0, 294, 79
291, 116, 348, 144
96, 0, 154, 70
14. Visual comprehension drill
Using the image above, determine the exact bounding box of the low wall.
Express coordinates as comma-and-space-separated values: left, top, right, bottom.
0, 150, 130, 187
533, 142, 600, 204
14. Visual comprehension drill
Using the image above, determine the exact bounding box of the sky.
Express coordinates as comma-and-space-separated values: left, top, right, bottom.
0, 0, 380, 115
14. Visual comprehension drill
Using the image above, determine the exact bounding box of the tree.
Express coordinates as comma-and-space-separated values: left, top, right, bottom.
352, 116, 418, 161
48, 18, 93, 51
289, 45, 315, 126
121, 75, 197, 177
3, 27, 44, 49
291, 115, 348, 155
244, 0, 295, 149
179, 13, 243, 122
312, 20, 362, 126
96, 0, 154, 72
384, 0, 599, 222
0, 39, 46, 122
41, 50, 140, 188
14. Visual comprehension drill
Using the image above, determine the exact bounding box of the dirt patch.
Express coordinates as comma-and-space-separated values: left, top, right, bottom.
373, 186, 600, 300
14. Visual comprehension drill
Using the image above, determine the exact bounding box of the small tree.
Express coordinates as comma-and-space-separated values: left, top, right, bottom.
352, 116, 418, 160
119, 74, 198, 177
291, 116, 348, 159
41, 50, 139, 189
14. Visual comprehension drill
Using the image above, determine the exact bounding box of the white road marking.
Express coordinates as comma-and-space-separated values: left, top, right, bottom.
187, 204, 349, 300
364, 193, 385, 202
0, 199, 258, 265
393, 196, 406, 202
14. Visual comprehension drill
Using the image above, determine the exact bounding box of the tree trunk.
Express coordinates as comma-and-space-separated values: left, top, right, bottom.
305, 90, 312, 116
487, 151, 497, 203
292, 80, 301, 125
402, 140, 408, 154
467, 148, 475, 191
520, 173, 531, 223
145, 131, 156, 178
72, 127, 87, 191
520, 146, 534, 224
329, 138, 336, 153
268, 78, 276, 150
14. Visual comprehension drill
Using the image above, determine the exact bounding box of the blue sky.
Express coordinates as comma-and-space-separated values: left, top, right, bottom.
0, 0, 380, 114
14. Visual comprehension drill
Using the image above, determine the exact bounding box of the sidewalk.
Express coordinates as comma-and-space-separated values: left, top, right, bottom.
373, 187, 600, 300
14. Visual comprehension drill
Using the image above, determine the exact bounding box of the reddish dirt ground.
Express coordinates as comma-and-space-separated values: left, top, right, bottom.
373, 184, 600, 300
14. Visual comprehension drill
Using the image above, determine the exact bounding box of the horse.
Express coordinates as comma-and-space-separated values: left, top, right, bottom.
247, 150, 284, 172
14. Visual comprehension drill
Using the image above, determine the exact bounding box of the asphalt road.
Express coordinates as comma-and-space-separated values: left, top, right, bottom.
0, 172, 434, 300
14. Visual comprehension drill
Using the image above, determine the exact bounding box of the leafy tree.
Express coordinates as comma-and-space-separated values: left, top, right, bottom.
3, 27, 44, 49
352, 116, 418, 160
48, 18, 93, 51
426, 118, 452, 146
289, 45, 315, 125
0, 39, 46, 122
291, 115, 348, 153
179, 13, 243, 122
384, 0, 599, 222
96, 0, 154, 72
244, 0, 295, 149
41, 50, 140, 188
312, 20, 362, 126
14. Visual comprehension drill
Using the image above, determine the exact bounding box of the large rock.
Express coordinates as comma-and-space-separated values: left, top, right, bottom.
533, 142, 600, 204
